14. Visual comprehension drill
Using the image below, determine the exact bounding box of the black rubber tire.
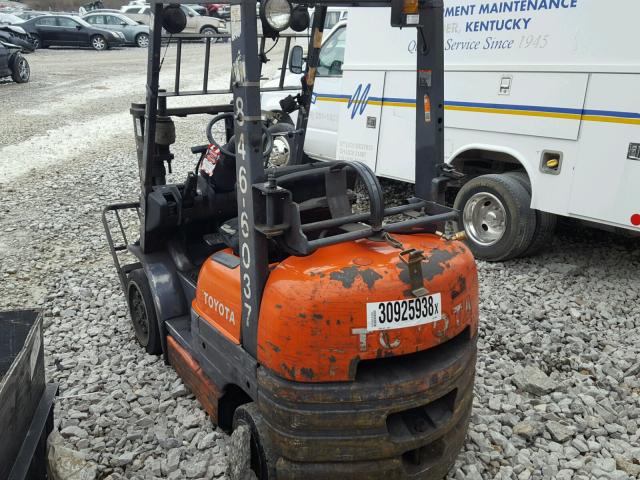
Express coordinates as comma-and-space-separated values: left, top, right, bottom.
200, 26, 218, 42
232, 403, 278, 480
10, 54, 30, 83
454, 173, 536, 261
503, 171, 557, 256
127, 269, 162, 355
135, 32, 149, 48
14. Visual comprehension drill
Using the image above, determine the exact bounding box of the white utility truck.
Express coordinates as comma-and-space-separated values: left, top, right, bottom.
263, 1, 640, 261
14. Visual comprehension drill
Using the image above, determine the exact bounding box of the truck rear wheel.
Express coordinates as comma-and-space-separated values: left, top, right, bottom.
503, 171, 557, 256
454, 173, 536, 261
127, 269, 162, 355
266, 122, 295, 168
232, 403, 277, 480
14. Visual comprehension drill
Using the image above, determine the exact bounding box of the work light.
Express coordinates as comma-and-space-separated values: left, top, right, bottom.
261, 0, 292, 32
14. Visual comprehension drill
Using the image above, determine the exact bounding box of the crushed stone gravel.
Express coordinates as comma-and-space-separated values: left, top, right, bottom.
1, 46, 639, 480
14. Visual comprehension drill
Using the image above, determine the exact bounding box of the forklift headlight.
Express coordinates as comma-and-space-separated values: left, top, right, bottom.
261, 0, 292, 32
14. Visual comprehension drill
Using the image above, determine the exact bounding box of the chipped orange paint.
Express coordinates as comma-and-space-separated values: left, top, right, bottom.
193, 236, 478, 383
167, 336, 223, 422
257, 234, 479, 383
192, 248, 242, 345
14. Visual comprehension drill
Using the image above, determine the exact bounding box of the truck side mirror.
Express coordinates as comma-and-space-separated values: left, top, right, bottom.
289, 45, 303, 74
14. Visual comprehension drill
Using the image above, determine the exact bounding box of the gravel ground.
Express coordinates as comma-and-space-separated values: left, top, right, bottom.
1, 46, 640, 480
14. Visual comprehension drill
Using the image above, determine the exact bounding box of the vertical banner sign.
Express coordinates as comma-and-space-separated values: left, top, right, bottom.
230, 0, 269, 358
414, 1, 445, 201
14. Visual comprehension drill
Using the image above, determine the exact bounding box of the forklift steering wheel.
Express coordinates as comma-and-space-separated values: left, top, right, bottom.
206, 112, 274, 159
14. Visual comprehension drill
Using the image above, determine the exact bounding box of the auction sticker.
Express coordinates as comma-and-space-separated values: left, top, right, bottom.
367, 294, 441, 332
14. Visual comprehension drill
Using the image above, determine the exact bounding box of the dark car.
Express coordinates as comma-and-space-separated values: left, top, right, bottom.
20, 15, 125, 50
0, 40, 30, 83
82, 11, 149, 47
14, 11, 47, 21
0, 24, 35, 53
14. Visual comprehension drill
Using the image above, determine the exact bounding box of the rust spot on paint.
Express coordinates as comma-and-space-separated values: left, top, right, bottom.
397, 248, 457, 285
451, 276, 467, 300
313, 313, 323, 320
298, 313, 306, 319
275, 304, 283, 309
300, 368, 315, 379
348, 356, 360, 380
266, 341, 281, 353
329, 266, 382, 290
281, 363, 296, 379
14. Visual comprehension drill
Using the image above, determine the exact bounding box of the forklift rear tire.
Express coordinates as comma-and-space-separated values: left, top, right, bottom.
127, 269, 162, 355
503, 171, 557, 256
232, 403, 277, 480
454, 173, 536, 261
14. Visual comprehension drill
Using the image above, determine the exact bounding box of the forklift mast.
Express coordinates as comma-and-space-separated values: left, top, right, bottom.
137, 0, 446, 359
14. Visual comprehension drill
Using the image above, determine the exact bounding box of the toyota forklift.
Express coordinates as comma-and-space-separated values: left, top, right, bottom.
103, 0, 479, 478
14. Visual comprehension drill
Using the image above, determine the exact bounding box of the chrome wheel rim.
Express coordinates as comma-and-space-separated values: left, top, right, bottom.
201, 29, 215, 42
137, 34, 148, 47
93, 36, 106, 50
18, 58, 29, 80
463, 192, 507, 246
269, 135, 290, 167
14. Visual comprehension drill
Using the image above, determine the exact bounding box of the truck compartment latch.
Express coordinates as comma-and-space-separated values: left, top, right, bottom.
399, 249, 427, 297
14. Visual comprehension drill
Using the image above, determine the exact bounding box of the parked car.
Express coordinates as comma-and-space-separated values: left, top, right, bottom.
78, 0, 104, 15
186, 4, 207, 16
119, 5, 149, 24
204, 3, 230, 19
0, 12, 22, 24
13, 11, 47, 20
0, 40, 29, 83
82, 11, 149, 47
20, 14, 125, 50
0, 24, 35, 53
121, 4, 226, 38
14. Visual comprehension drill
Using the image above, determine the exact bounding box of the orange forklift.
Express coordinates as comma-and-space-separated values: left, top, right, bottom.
103, 0, 479, 478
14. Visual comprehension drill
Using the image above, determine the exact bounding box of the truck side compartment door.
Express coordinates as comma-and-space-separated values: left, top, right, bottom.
569, 74, 640, 229
376, 71, 416, 182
